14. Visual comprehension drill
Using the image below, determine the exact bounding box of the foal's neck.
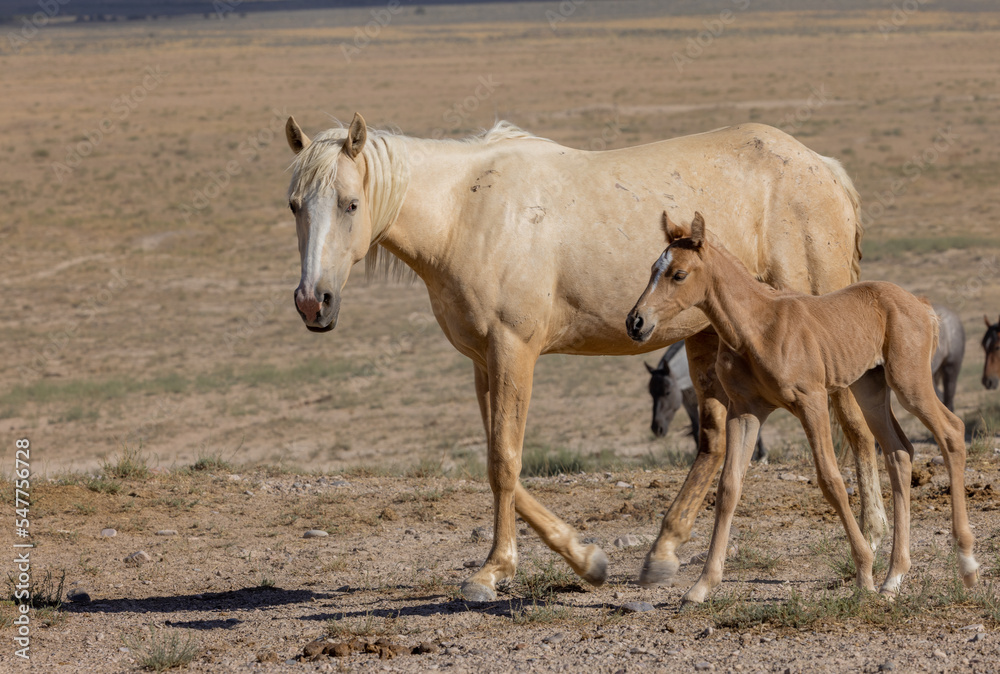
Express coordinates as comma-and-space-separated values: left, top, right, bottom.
697, 246, 779, 353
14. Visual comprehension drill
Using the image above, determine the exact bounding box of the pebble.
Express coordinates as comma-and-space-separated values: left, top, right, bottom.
303, 530, 329, 538
878, 663, 894, 672
615, 481, 633, 488
959, 623, 985, 632
932, 456, 945, 465
614, 534, 643, 548
416, 642, 439, 654
845, 486, 855, 495
630, 646, 648, 654
933, 649, 947, 660
542, 632, 565, 644
470, 527, 491, 543
969, 633, 987, 643
698, 626, 714, 639
244, 490, 254, 496
405, 528, 417, 535
514, 643, 527, 650
124, 551, 151, 566
100, 528, 117, 538
463, 560, 480, 568
67, 589, 91, 604
621, 601, 655, 613
155, 530, 177, 536
330, 479, 351, 487
694, 662, 715, 671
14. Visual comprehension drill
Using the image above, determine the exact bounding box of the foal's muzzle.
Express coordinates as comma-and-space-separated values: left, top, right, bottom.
626, 309, 654, 343
984, 375, 1000, 391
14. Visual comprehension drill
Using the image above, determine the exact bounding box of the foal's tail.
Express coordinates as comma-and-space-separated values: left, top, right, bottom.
820, 155, 863, 283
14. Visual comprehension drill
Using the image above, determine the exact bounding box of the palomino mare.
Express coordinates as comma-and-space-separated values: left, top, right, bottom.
627, 212, 979, 603
982, 316, 1000, 390
646, 342, 766, 462
930, 305, 964, 411
284, 113, 887, 602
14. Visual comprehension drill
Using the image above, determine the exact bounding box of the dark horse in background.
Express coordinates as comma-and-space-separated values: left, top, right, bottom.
983, 315, 1000, 390
646, 341, 767, 462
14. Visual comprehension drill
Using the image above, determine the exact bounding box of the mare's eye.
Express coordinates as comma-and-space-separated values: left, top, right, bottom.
289, 202, 298, 215
673, 271, 688, 281
346, 200, 359, 214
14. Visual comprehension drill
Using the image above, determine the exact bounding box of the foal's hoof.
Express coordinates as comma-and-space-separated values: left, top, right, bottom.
460, 581, 497, 603
959, 554, 980, 588
638, 552, 679, 588
581, 544, 609, 587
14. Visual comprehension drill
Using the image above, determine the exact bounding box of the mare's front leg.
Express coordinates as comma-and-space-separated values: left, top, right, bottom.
461, 336, 537, 602
798, 394, 875, 592
682, 388, 770, 604
641, 330, 729, 587
471, 363, 609, 592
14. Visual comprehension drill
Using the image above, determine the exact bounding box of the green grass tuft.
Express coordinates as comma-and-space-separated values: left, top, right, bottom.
125, 626, 200, 672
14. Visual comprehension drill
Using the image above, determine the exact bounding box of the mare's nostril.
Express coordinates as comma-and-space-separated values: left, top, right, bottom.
321, 292, 333, 307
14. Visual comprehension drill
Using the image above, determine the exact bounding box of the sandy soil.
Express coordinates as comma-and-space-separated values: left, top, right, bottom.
2, 1, 1000, 671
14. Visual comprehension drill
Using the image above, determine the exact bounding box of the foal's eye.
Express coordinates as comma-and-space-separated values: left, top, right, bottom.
345, 200, 359, 214
672, 271, 688, 281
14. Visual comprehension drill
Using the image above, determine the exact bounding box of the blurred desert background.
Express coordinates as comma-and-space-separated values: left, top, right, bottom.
2, 0, 999, 476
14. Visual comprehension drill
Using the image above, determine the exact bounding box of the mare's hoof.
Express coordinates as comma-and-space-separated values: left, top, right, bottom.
460, 581, 496, 603
638, 553, 679, 588
581, 545, 609, 587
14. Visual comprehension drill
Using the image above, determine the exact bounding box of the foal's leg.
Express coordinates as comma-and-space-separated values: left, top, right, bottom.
798, 394, 876, 592
641, 330, 728, 587
850, 370, 912, 595
886, 367, 979, 587
682, 399, 770, 604
830, 389, 887, 554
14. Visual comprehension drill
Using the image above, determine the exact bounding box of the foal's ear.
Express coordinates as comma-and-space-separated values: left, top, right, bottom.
286, 116, 311, 155
662, 211, 690, 243
344, 112, 368, 159
690, 211, 706, 247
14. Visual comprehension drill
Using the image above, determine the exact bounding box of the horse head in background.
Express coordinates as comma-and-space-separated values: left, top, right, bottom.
983, 316, 1000, 390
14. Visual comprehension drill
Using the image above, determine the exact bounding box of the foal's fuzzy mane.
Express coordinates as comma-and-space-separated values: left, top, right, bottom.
287, 121, 548, 281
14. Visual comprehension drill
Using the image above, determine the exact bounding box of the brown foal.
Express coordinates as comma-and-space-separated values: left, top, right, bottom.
626, 212, 979, 603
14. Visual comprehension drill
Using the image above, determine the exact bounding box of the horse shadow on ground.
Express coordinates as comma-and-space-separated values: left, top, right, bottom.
63, 587, 335, 630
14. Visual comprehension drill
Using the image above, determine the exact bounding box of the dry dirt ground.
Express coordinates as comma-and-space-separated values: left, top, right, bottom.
2, 1, 1000, 671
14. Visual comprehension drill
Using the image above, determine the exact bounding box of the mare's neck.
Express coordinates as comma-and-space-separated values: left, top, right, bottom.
697, 246, 778, 353
376, 137, 479, 283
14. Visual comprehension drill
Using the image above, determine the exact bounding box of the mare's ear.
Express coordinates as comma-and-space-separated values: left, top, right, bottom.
690, 211, 706, 247
344, 112, 368, 159
662, 211, 690, 243
286, 116, 311, 155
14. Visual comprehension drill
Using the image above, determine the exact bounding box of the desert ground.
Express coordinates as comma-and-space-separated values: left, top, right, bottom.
2, 1, 1000, 671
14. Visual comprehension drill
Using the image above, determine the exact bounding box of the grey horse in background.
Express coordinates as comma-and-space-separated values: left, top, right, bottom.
932, 305, 965, 411
646, 341, 767, 462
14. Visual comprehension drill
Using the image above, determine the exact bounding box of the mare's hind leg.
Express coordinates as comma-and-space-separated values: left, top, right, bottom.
641, 330, 728, 587
850, 369, 913, 595
471, 364, 609, 595
830, 389, 887, 554
797, 393, 876, 592
885, 363, 979, 587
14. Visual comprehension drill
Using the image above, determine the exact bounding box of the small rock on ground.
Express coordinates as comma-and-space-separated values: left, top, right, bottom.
303, 530, 329, 538
100, 528, 116, 538
694, 662, 715, 671
67, 589, 91, 604
124, 551, 151, 566
621, 601, 655, 613
155, 529, 177, 536
542, 632, 565, 644
614, 534, 643, 548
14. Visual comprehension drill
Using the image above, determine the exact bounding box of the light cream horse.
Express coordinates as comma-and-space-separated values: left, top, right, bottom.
627, 212, 979, 603
284, 112, 888, 602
